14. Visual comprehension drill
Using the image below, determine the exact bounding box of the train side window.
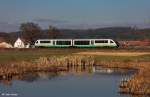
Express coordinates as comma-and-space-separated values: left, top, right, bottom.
74, 41, 90, 45
56, 41, 71, 45
110, 41, 114, 43
95, 40, 108, 43
40, 41, 51, 43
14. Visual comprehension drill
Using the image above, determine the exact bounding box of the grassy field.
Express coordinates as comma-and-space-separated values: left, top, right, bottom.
0, 48, 150, 63
0, 48, 76, 63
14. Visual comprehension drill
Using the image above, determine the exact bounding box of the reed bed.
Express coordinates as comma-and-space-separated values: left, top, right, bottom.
0, 66, 94, 86
36, 55, 94, 67
119, 63, 150, 96
0, 52, 149, 96
0, 55, 95, 79
95, 61, 150, 96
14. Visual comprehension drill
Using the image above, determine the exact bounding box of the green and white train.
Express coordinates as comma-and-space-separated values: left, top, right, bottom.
34, 39, 119, 48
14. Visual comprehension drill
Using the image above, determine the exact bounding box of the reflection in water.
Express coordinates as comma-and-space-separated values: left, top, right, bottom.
0, 66, 135, 86
0, 66, 139, 97
0, 66, 92, 86
66, 65, 93, 75
0, 72, 59, 86
93, 66, 136, 75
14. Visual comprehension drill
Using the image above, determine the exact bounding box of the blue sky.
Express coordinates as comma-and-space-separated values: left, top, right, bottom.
0, 0, 150, 32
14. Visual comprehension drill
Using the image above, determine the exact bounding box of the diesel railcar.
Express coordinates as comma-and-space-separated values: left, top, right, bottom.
35, 39, 119, 48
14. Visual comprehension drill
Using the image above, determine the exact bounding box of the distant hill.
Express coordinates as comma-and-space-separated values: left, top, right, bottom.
0, 27, 150, 44
58, 27, 150, 40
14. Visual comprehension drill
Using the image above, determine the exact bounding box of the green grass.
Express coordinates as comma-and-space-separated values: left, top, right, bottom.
0, 48, 150, 63
0, 49, 75, 62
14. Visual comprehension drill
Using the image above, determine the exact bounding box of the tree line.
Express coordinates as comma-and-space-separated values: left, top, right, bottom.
20, 22, 61, 44
0, 22, 150, 45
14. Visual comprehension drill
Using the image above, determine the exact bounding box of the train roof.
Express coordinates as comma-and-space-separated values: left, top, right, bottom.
36, 39, 114, 40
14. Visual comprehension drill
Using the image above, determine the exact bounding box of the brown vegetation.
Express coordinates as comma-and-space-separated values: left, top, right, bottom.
119, 40, 150, 47
0, 49, 149, 96
95, 61, 150, 96
76, 51, 150, 56
119, 63, 150, 96
0, 55, 94, 79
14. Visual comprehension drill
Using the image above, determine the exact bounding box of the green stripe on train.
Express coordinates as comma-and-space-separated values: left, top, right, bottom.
35, 45, 118, 48
74, 45, 118, 48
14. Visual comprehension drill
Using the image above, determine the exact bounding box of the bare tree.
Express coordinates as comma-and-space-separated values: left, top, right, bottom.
48, 26, 61, 39
20, 22, 41, 44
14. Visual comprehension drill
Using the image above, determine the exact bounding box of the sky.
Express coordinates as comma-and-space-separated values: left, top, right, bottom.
0, 0, 150, 32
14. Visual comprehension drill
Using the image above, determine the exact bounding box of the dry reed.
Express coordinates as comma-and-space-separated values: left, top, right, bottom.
95, 61, 150, 96
0, 55, 95, 79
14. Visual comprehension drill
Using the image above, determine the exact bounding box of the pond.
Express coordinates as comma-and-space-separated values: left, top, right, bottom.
0, 66, 135, 97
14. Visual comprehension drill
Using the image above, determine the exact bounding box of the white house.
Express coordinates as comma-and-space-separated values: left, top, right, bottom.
14, 38, 25, 48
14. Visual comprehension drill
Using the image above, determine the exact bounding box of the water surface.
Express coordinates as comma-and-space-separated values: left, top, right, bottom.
0, 66, 135, 97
